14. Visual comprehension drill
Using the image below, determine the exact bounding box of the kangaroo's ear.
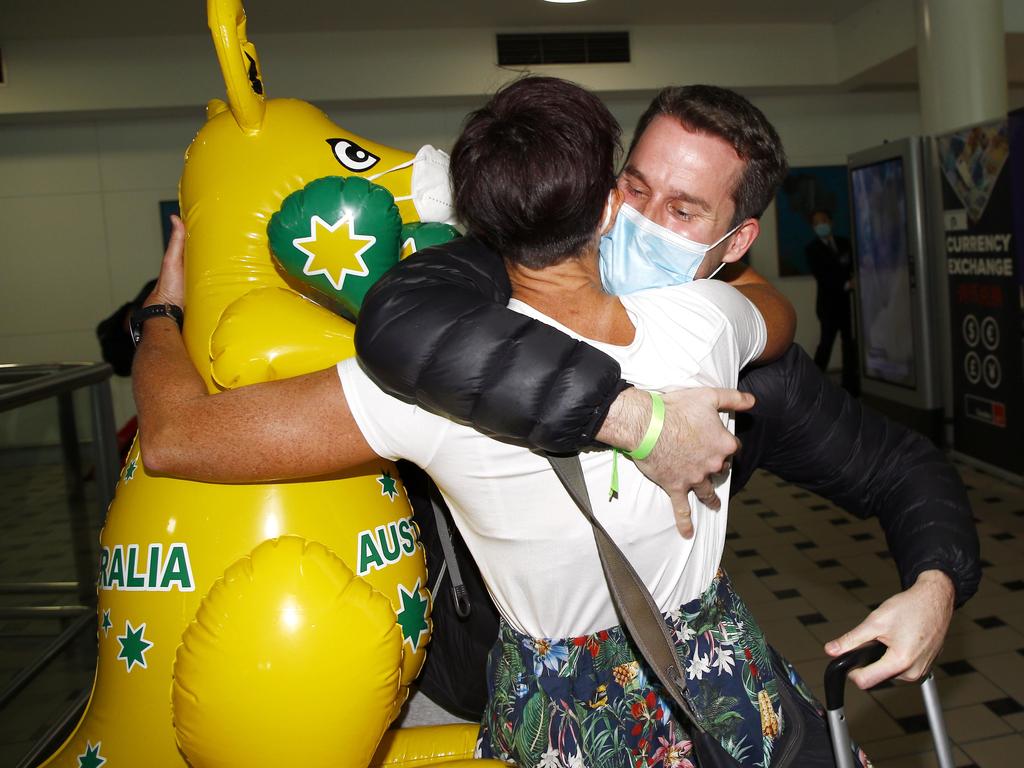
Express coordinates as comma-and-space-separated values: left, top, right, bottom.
207, 0, 266, 136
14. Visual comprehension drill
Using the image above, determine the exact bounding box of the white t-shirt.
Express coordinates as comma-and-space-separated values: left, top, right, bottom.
339, 279, 766, 639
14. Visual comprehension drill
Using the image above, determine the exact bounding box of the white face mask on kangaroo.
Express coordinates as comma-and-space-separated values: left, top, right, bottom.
369, 145, 458, 226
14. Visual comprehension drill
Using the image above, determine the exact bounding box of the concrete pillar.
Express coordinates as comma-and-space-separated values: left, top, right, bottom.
916, 0, 1007, 134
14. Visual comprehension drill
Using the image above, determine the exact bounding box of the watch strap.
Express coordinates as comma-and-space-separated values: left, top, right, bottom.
131, 303, 183, 346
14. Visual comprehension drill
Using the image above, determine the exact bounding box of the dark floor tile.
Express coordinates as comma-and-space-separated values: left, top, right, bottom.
984, 697, 1024, 716
753, 567, 778, 578
829, 517, 851, 526
839, 578, 867, 590
773, 589, 800, 600
774, 525, 796, 533
896, 714, 930, 734
1002, 580, 1024, 592
980, 558, 993, 568
851, 532, 874, 542
810, 504, 830, 511
875, 551, 893, 560
792, 492, 810, 499
794, 541, 816, 550
797, 612, 827, 626
975, 616, 1007, 629
757, 511, 779, 519
938, 659, 975, 677
992, 532, 1015, 541
742, 498, 762, 505
983, 496, 1003, 503
725, 531, 741, 541
734, 549, 759, 558
816, 559, 840, 568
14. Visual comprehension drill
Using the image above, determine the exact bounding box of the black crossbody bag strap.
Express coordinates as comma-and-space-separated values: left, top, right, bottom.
547, 454, 754, 768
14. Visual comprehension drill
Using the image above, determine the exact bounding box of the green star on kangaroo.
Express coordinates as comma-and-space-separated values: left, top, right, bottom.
116, 620, 153, 672
377, 469, 399, 500
77, 741, 106, 768
395, 581, 429, 651
100, 609, 112, 637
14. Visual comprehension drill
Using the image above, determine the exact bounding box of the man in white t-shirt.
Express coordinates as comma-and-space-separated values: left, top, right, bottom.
134, 78, 855, 766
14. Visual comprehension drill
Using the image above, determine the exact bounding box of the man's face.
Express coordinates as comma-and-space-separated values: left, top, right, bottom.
616, 115, 749, 277
811, 211, 832, 229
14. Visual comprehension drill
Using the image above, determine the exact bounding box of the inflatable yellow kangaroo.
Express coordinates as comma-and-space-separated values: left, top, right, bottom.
39, 2, 496, 766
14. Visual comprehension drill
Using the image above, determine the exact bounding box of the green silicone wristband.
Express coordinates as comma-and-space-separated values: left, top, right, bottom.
625, 391, 664, 461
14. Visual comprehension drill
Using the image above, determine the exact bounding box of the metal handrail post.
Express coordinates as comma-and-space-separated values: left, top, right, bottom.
56, 393, 97, 607
89, 378, 119, 517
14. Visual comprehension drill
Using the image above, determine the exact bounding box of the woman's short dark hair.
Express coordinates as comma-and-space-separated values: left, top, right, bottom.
451, 76, 621, 269
628, 85, 788, 227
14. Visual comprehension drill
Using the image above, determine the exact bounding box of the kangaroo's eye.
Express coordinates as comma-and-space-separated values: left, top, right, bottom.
326, 138, 380, 172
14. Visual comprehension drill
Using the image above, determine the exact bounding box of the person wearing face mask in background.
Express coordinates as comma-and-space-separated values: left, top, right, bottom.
806, 209, 859, 396
354, 83, 978, 724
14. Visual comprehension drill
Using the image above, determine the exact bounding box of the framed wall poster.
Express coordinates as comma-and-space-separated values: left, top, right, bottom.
774, 165, 851, 276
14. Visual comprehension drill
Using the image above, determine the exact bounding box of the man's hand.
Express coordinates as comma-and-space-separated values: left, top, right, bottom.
825, 570, 955, 689
145, 214, 186, 308
598, 386, 755, 538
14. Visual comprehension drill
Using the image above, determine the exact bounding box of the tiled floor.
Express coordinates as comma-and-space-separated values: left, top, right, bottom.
0, 456, 1021, 767
722, 461, 1024, 768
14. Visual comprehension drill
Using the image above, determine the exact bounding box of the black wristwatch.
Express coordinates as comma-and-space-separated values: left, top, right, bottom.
130, 303, 184, 346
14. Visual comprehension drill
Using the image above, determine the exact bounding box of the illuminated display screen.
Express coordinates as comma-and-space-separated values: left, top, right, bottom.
850, 157, 917, 388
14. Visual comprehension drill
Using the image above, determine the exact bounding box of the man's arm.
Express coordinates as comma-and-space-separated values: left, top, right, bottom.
134, 216, 377, 483
716, 262, 796, 363
728, 344, 979, 688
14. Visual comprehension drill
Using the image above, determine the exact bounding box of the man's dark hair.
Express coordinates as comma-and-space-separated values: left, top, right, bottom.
628, 85, 788, 227
451, 76, 621, 269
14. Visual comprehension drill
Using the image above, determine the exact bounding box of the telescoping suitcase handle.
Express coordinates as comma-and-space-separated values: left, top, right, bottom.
824, 641, 955, 768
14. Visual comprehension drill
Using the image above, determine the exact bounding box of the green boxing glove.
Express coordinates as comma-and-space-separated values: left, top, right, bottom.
400, 222, 462, 258
268, 176, 402, 318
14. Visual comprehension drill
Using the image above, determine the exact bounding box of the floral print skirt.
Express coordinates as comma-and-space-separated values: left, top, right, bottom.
475, 569, 870, 768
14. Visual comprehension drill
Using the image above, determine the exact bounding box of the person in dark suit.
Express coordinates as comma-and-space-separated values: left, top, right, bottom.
806, 209, 859, 395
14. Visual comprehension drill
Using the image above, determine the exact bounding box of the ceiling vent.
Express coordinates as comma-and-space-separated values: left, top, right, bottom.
497, 32, 630, 66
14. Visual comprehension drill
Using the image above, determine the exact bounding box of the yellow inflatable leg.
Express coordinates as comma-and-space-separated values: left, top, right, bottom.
173, 536, 404, 768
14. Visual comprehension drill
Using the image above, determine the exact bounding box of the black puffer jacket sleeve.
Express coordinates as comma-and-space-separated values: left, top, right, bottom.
730, 345, 980, 607
355, 238, 981, 606
355, 236, 628, 453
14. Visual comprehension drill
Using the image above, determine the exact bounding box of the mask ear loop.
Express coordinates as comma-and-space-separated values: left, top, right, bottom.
367, 156, 417, 184
706, 261, 728, 280
703, 222, 744, 279
598, 192, 615, 234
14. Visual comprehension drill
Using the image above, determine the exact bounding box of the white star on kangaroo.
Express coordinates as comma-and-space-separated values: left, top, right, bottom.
293, 213, 375, 291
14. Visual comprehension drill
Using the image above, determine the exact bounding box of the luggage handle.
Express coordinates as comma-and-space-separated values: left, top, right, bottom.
824, 641, 954, 768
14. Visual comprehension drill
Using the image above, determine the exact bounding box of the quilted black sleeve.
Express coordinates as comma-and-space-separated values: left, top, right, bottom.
730, 345, 980, 607
354, 236, 628, 454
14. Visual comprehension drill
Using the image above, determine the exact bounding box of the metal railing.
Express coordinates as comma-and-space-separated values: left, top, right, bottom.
0, 363, 119, 720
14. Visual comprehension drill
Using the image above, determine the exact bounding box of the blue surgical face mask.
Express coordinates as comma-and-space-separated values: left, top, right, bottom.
599, 203, 739, 295
813, 222, 832, 238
